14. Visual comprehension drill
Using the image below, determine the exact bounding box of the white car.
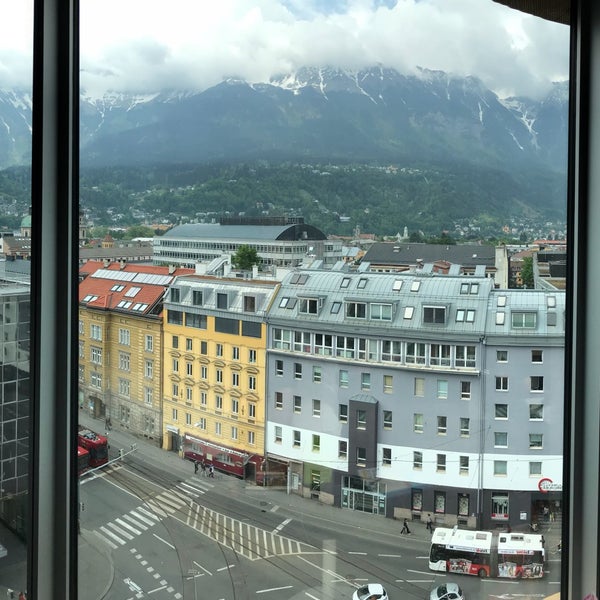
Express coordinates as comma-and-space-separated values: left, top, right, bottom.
429, 582, 465, 600
352, 583, 388, 600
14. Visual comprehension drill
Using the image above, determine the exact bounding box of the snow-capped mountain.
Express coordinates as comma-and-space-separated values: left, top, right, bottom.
0, 67, 568, 172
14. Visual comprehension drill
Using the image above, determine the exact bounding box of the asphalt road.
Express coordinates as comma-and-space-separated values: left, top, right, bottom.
78, 449, 563, 600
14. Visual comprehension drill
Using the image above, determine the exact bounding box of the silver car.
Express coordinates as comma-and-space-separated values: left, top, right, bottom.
429, 583, 465, 600
352, 583, 388, 600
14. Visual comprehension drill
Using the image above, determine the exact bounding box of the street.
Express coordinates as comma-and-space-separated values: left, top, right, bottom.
77, 441, 563, 600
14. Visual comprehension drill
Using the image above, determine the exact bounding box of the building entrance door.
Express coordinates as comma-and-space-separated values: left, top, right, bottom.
341, 477, 386, 515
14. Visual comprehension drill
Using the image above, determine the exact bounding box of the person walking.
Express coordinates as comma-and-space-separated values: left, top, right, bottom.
208, 464, 215, 478
201, 461, 206, 476
194, 460, 199, 474
401, 518, 411, 534
426, 514, 434, 533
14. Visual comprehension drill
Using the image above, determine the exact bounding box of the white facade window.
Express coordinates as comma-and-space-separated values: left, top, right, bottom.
118, 328, 130, 345
119, 378, 130, 397
312, 399, 321, 417
274, 426, 282, 443
145, 360, 153, 378
119, 352, 130, 372
413, 413, 423, 433
90, 346, 102, 365
248, 349, 257, 363
90, 372, 102, 389
144, 387, 153, 405
145, 334, 154, 352
90, 324, 102, 341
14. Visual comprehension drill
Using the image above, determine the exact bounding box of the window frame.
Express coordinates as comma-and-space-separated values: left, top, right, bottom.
28, 3, 593, 599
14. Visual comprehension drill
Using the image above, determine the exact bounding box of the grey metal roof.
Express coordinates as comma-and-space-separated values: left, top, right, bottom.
162, 223, 326, 241
485, 289, 565, 339
363, 242, 496, 268
269, 269, 494, 339
167, 274, 279, 317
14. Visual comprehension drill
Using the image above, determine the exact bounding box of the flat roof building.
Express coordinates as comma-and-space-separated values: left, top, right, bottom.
153, 219, 344, 269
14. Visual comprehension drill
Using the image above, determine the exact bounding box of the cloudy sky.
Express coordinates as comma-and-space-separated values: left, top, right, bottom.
1, 0, 569, 99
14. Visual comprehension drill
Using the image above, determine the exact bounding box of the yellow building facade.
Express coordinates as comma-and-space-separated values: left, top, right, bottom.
78, 261, 192, 443
161, 275, 279, 483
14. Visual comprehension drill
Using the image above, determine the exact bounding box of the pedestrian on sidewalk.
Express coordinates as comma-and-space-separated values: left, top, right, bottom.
426, 514, 434, 533
194, 460, 199, 474
201, 461, 206, 476
401, 518, 411, 534
208, 464, 214, 478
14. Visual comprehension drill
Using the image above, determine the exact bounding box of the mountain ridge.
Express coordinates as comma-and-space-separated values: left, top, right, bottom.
0, 66, 568, 173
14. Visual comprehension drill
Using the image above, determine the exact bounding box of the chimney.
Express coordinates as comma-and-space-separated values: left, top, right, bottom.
252, 265, 258, 279
224, 263, 232, 277
119, 259, 126, 270
103, 259, 110, 268
168, 264, 176, 275
195, 262, 206, 275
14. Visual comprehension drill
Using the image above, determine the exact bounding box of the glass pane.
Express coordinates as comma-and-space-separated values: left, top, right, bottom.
76, 2, 568, 599
0, 2, 32, 598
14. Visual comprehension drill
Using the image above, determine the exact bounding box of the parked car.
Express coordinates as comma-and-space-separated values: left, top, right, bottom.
352, 583, 388, 600
429, 583, 465, 600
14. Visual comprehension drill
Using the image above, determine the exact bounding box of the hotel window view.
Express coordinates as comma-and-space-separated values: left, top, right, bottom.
5, 0, 600, 599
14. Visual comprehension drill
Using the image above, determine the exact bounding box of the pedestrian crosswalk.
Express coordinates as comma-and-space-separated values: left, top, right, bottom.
92, 476, 316, 561
93, 476, 212, 549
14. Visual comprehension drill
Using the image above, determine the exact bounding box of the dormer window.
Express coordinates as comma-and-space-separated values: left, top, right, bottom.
340, 277, 350, 289
243, 295, 256, 313
170, 288, 180, 303
217, 292, 228, 309
192, 290, 203, 306
299, 297, 320, 315
511, 311, 537, 329
370, 303, 392, 321
423, 306, 446, 324
346, 301, 367, 319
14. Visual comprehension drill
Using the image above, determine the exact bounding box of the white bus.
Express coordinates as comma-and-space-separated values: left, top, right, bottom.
497, 532, 545, 579
429, 527, 545, 579
429, 528, 493, 578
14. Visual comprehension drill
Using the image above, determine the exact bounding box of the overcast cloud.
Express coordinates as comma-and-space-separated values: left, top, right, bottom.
1, 0, 569, 99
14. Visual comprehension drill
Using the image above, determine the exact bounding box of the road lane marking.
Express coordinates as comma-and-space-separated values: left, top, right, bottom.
407, 569, 438, 576
152, 533, 175, 549
256, 586, 293, 594
100, 525, 126, 545
305, 593, 320, 600
176, 482, 205, 496
122, 513, 148, 531
270, 505, 280, 512
217, 565, 235, 572
193, 560, 212, 576
136, 507, 161, 523
93, 530, 118, 549
147, 586, 167, 594
348, 552, 367, 555
115, 517, 142, 535
272, 517, 292, 534
378, 554, 402, 558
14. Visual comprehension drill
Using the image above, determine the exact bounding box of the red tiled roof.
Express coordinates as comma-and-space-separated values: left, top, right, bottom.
79, 261, 193, 315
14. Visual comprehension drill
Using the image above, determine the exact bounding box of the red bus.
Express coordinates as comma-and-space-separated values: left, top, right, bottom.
78, 426, 108, 467
77, 446, 90, 476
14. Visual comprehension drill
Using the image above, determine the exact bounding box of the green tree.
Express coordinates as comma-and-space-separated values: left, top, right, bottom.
521, 256, 534, 289
232, 245, 260, 271
124, 225, 156, 239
